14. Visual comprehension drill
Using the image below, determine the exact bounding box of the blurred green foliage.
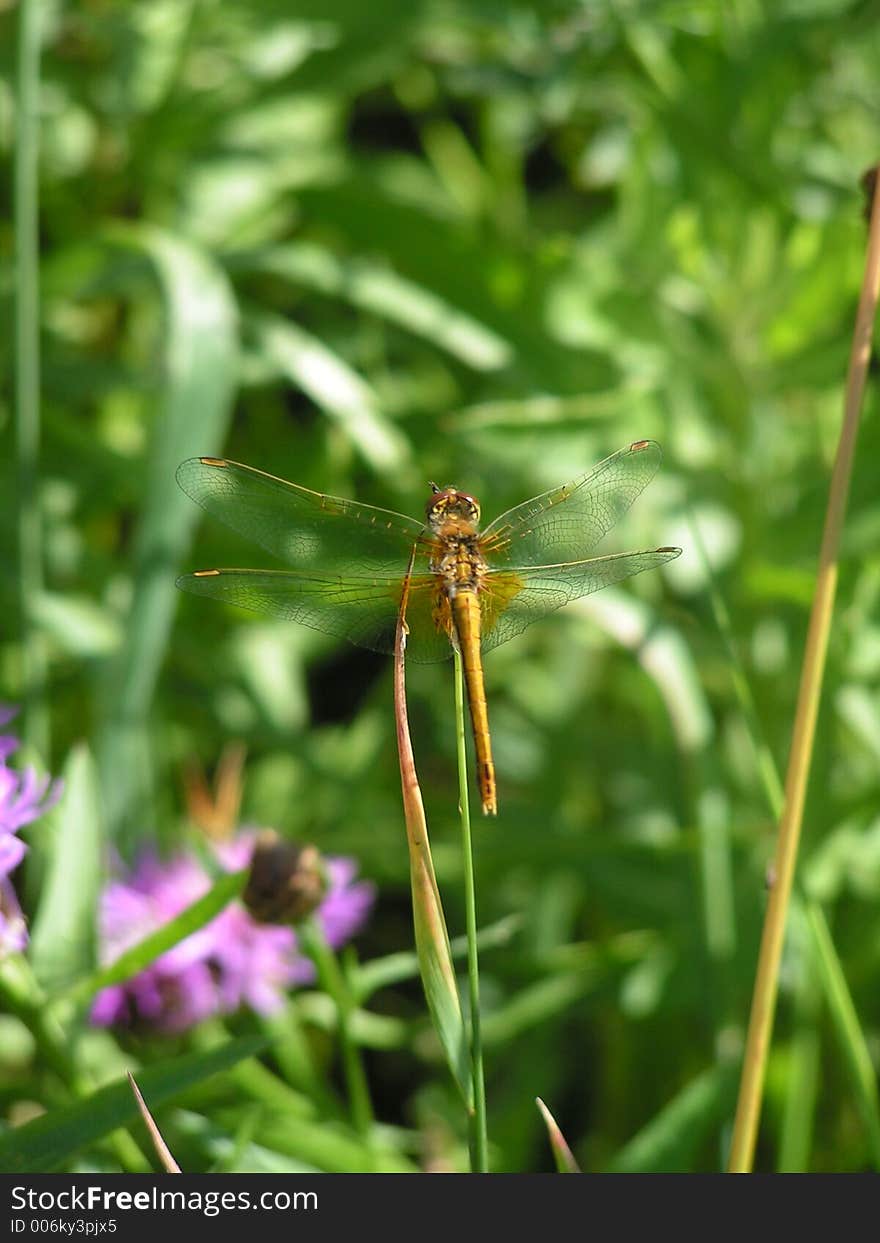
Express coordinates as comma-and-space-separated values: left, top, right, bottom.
3, 0, 880, 1173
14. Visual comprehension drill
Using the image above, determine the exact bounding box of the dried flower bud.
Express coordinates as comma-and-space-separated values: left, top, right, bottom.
242, 831, 327, 925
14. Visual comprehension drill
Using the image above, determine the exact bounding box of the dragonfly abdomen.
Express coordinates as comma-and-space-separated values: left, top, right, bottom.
452, 588, 497, 817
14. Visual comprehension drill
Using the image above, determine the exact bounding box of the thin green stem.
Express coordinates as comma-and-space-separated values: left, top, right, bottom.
453, 647, 488, 1172
15, 0, 48, 756
0, 958, 83, 1092
299, 917, 374, 1137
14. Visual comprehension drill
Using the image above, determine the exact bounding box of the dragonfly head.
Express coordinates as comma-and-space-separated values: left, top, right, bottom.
425, 484, 481, 530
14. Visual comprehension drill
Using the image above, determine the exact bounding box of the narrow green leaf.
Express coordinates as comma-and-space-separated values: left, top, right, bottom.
246, 1115, 415, 1173
607, 1065, 737, 1173
234, 242, 512, 371
249, 310, 409, 472
482, 973, 601, 1047
778, 915, 821, 1172
805, 901, 880, 1166
29, 745, 103, 992
67, 869, 246, 1006
446, 392, 626, 429
577, 587, 713, 757
354, 914, 522, 1001
0, 1036, 266, 1173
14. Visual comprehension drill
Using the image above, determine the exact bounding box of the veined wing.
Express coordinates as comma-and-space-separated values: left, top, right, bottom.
479, 546, 681, 652
481, 440, 665, 568
176, 457, 430, 577
176, 568, 452, 664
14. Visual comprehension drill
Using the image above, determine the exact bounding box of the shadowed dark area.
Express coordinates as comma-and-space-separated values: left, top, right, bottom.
307, 645, 390, 725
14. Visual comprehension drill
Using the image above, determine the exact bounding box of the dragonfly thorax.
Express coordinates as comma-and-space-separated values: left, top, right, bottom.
425, 488, 484, 597
429, 533, 488, 599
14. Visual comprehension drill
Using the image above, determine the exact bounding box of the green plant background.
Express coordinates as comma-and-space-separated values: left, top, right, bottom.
3, 0, 880, 1173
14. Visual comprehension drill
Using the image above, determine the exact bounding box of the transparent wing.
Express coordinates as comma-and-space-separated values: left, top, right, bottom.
176, 568, 452, 664
479, 547, 681, 652
481, 440, 665, 568
176, 457, 430, 576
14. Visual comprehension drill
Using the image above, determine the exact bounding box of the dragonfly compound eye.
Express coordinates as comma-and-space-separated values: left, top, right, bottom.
460, 493, 481, 522
425, 488, 480, 525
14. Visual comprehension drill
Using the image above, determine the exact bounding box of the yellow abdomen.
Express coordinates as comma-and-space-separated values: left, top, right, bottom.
452, 590, 497, 816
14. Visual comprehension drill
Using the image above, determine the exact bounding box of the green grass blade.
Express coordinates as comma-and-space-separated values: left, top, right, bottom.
353, 914, 522, 1001
241, 1115, 415, 1173
607, 1065, 738, 1173
687, 511, 785, 818
778, 909, 821, 1172
805, 901, 880, 1166
0, 1035, 266, 1173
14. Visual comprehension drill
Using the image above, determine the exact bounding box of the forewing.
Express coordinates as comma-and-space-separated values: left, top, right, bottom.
176, 457, 430, 576
176, 568, 452, 664
481, 440, 665, 568
480, 547, 681, 652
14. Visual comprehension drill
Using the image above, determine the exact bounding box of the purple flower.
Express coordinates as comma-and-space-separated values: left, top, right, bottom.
0, 706, 63, 956
91, 832, 375, 1032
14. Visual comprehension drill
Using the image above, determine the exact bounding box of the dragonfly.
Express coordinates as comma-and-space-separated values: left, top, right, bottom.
176, 440, 680, 816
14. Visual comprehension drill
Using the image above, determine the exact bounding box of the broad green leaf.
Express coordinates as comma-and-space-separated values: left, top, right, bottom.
29, 745, 103, 992
94, 225, 239, 841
